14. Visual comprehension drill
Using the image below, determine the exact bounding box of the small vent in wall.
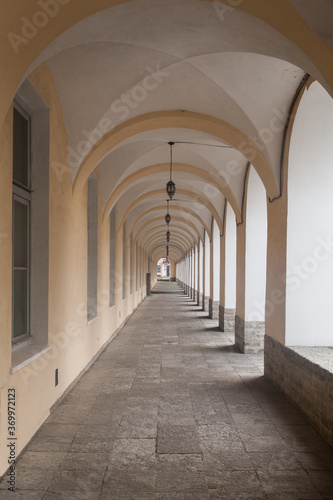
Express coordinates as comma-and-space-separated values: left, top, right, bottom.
55, 368, 59, 387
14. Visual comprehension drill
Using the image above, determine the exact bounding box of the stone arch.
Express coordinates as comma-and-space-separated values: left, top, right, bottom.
132, 217, 203, 246
2, 0, 333, 133
118, 188, 223, 232
128, 205, 211, 240
142, 227, 194, 251
74, 111, 278, 202
103, 163, 241, 222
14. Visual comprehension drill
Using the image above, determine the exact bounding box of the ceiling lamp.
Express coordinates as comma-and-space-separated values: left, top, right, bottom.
166, 141, 176, 199
166, 245, 169, 257
166, 230, 170, 242
165, 199, 171, 225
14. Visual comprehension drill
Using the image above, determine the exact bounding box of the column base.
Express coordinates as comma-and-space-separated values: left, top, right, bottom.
224, 308, 235, 331
208, 299, 219, 319
219, 305, 224, 331
235, 316, 265, 353
146, 273, 151, 296
264, 335, 333, 448
203, 296, 210, 312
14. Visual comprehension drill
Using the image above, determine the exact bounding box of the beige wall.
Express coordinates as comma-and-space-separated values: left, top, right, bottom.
0, 65, 147, 476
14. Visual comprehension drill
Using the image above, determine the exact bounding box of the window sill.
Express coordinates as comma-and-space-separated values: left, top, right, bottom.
11, 340, 50, 374
87, 315, 98, 325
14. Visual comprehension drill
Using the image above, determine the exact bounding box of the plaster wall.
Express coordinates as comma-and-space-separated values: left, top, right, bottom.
213, 220, 220, 302
204, 232, 210, 299
286, 82, 333, 346
0, 66, 146, 476
195, 244, 199, 293
245, 167, 267, 321
199, 239, 203, 295
225, 203, 236, 309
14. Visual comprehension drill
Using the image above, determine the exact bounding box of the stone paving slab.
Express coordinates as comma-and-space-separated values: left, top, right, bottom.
2, 281, 333, 498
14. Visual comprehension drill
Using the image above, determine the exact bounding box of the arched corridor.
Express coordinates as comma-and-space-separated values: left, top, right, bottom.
1, 1, 333, 494
6, 282, 333, 498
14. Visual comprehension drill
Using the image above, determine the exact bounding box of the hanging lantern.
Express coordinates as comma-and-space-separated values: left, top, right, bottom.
166, 230, 170, 242
166, 142, 176, 199
165, 213, 171, 225
166, 179, 176, 199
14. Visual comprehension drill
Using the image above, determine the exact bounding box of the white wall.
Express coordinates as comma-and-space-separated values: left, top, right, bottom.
204, 230, 210, 297
245, 167, 267, 321
176, 259, 186, 283
193, 245, 198, 290
286, 81, 333, 346
213, 219, 220, 302
225, 203, 236, 308
199, 239, 203, 295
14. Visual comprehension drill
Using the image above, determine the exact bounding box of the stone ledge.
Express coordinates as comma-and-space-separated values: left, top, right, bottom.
265, 335, 333, 448
290, 346, 333, 373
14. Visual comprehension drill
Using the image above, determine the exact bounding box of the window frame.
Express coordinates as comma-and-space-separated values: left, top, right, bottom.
12, 102, 32, 345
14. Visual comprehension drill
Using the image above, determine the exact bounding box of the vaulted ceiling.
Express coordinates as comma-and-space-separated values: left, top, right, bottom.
3, 0, 333, 262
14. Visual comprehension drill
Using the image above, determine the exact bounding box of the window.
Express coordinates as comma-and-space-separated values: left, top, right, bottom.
87, 173, 98, 322
11, 80, 49, 361
130, 232, 133, 295
136, 241, 138, 291
122, 222, 126, 300
12, 104, 31, 341
109, 206, 116, 308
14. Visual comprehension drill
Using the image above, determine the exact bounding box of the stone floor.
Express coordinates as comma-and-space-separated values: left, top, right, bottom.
2, 281, 333, 499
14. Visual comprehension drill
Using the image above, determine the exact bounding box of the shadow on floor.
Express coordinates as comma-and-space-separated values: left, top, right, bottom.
208, 344, 240, 353
204, 326, 221, 332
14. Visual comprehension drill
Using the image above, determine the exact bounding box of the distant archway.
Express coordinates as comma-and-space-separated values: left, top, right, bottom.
157, 258, 170, 280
